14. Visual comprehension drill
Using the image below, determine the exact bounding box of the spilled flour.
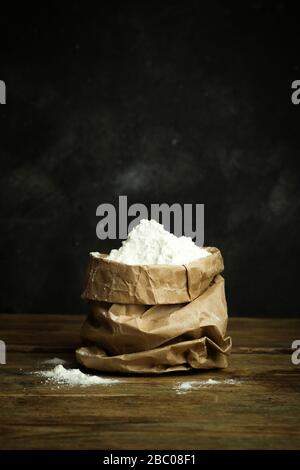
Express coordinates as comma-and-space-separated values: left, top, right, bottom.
174, 378, 240, 394
35, 364, 120, 387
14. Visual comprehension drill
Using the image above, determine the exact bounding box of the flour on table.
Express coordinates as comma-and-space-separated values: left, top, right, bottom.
35, 364, 120, 387
174, 378, 240, 394
107, 219, 211, 266
42, 357, 67, 365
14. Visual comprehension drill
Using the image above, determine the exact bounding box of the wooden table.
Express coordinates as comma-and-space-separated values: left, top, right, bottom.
0, 315, 299, 450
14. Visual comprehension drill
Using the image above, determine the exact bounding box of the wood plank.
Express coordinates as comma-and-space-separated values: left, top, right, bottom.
228, 317, 300, 352
0, 352, 299, 449
0, 314, 83, 351
1, 315, 300, 352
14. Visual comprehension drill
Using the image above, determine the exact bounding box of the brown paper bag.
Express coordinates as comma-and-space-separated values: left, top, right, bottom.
81, 247, 224, 305
77, 275, 231, 374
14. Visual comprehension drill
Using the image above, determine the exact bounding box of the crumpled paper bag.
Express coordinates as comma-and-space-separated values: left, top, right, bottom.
81, 247, 224, 305
77, 274, 231, 374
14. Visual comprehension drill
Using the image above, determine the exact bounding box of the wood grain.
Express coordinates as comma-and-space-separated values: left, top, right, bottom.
0, 315, 299, 449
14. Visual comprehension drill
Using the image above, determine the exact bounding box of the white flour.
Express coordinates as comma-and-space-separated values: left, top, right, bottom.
107, 219, 211, 265
42, 357, 67, 365
174, 378, 240, 394
36, 364, 120, 387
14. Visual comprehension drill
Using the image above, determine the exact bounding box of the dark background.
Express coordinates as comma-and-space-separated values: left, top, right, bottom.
1, 1, 299, 316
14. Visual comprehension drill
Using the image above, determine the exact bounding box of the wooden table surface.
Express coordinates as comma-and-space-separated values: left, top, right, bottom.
0, 315, 299, 450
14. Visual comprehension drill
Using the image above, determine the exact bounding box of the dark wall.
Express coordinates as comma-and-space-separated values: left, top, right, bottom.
1, 1, 299, 316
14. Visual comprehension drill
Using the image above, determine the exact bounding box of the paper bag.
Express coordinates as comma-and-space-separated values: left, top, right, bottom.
77, 275, 231, 374
81, 247, 224, 305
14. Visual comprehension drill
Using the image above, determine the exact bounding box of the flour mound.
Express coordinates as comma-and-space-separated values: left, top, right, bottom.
37, 364, 120, 387
107, 219, 210, 265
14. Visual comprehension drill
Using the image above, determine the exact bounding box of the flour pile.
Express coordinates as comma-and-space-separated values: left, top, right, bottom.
107, 219, 211, 265
36, 364, 120, 387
